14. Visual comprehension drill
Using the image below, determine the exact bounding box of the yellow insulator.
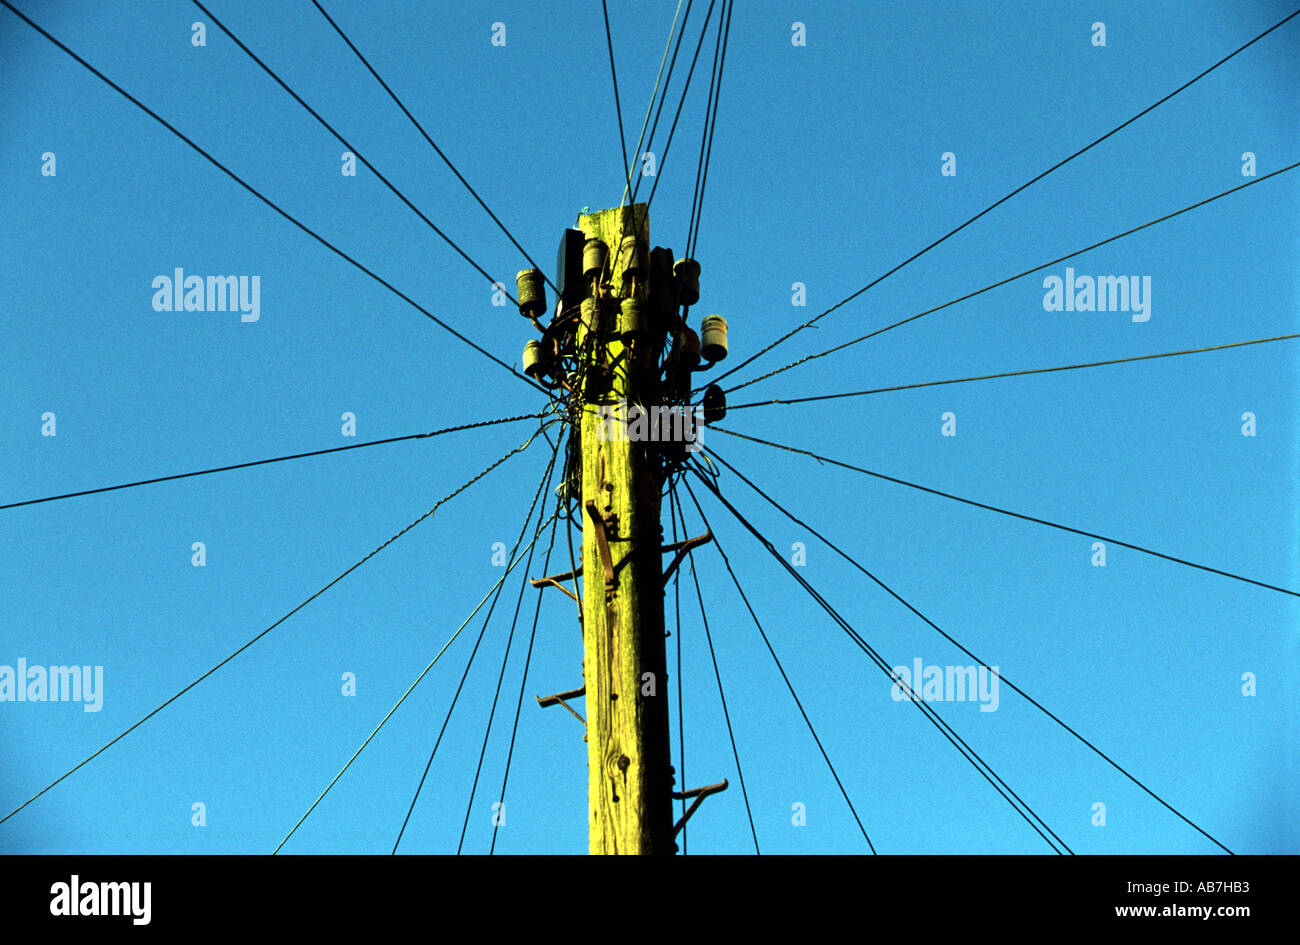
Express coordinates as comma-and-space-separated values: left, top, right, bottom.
515, 269, 546, 319
582, 238, 608, 283
619, 235, 647, 281
522, 339, 546, 379
700, 314, 728, 362
620, 298, 645, 339
580, 297, 599, 329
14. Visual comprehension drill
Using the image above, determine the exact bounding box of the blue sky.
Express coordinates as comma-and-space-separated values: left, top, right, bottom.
1, 0, 1296, 854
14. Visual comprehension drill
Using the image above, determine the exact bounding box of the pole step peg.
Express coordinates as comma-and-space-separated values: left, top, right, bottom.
530, 569, 581, 604
661, 530, 713, 587
584, 500, 617, 592
671, 779, 729, 837
536, 685, 587, 730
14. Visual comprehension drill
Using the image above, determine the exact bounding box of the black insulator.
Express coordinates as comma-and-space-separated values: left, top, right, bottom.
673, 257, 700, 307
702, 384, 726, 424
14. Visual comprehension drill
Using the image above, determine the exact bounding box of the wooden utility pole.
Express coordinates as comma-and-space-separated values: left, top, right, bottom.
526, 202, 724, 853
575, 203, 674, 854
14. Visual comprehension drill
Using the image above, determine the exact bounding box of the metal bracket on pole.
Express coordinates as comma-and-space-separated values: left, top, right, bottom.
671, 779, 729, 837
660, 530, 713, 587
